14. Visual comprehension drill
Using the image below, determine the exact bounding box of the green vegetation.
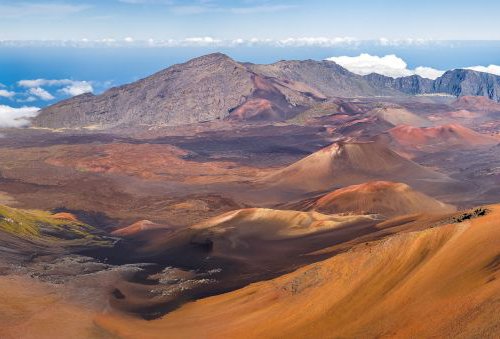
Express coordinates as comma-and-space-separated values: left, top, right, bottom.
0, 205, 112, 247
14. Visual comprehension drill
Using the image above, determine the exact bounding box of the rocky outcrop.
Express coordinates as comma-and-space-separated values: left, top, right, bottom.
365, 73, 433, 94
365, 69, 500, 101
433, 69, 500, 101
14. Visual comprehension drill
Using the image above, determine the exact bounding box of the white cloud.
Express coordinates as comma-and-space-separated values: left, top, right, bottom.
17, 96, 37, 103
60, 81, 93, 96
0, 105, 39, 128
0, 89, 15, 98
377, 38, 431, 46
465, 65, 500, 76
326, 54, 444, 79
0, 37, 362, 48
327, 54, 412, 78
18, 79, 74, 88
28, 87, 55, 101
414, 66, 446, 80
18, 79, 93, 98
184, 36, 222, 45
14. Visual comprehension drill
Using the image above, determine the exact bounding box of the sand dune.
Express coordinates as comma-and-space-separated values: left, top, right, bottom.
193, 208, 377, 240
97, 204, 500, 338
289, 181, 456, 217
264, 141, 450, 193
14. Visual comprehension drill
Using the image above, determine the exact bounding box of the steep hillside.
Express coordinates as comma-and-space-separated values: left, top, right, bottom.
364, 73, 434, 94
33, 53, 255, 128
434, 69, 500, 101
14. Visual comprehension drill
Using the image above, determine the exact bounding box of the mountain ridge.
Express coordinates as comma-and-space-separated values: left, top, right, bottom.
32, 53, 500, 129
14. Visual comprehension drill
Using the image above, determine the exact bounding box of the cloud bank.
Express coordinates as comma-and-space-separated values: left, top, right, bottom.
0, 37, 405, 48
18, 79, 93, 99
28, 87, 55, 101
60, 81, 93, 96
0, 89, 15, 98
466, 65, 500, 76
0, 105, 39, 128
326, 54, 445, 79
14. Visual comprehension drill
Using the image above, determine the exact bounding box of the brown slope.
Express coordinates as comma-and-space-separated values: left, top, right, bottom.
370, 103, 430, 127
97, 205, 500, 338
263, 141, 451, 193
389, 124, 499, 151
247, 59, 398, 98
452, 95, 500, 112
289, 181, 456, 217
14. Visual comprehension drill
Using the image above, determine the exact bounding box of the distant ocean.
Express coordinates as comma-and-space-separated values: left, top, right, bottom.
1, 41, 500, 109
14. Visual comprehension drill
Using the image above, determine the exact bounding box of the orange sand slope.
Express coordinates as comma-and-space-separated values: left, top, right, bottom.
296, 181, 456, 217
0, 276, 111, 339
193, 207, 377, 240
98, 204, 500, 338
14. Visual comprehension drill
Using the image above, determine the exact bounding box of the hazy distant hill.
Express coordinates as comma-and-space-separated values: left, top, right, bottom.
33, 53, 500, 129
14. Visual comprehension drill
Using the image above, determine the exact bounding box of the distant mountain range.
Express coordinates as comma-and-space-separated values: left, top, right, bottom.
32, 53, 500, 129
364, 69, 500, 99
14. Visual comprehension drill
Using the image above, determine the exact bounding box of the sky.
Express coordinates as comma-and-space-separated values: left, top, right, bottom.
1, 0, 500, 127
1, 0, 500, 41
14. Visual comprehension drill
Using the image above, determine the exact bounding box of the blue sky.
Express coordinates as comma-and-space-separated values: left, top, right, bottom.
1, 0, 500, 40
